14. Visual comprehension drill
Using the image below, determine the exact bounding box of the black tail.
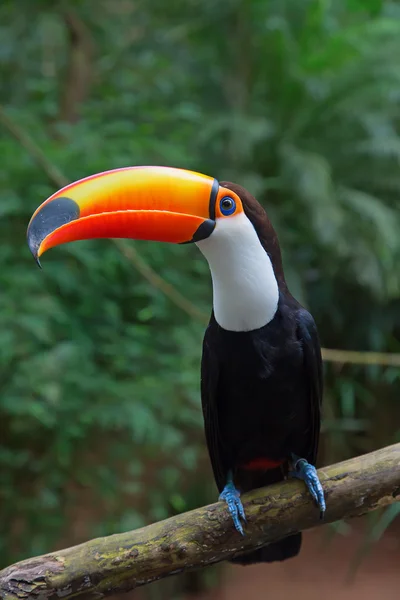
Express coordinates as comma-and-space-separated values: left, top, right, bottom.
229, 466, 301, 565
230, 532, 302, 565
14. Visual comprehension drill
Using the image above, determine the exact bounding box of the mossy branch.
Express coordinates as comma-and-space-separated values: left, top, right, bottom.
1, 444, 399, 600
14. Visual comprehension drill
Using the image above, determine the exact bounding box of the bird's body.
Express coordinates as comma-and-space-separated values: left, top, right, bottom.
198, 182, 322, 563
27, 165, 325, 566
202, 302, 320, 489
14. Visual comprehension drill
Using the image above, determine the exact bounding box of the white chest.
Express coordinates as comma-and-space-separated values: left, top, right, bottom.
196, 213, 279, 332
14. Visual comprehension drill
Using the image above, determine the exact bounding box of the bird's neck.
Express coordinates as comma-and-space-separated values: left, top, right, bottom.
196, 213, 279, 332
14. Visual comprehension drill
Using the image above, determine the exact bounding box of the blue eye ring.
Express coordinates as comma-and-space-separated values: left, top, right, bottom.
220, 196, 236, 216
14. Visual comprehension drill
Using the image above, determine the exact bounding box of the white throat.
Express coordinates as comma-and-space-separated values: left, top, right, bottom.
196, 212, 279, 332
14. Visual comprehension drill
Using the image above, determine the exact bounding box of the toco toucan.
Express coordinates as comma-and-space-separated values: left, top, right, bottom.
27, 166, 325, 564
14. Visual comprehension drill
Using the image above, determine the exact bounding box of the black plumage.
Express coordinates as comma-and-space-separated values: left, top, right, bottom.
201, 183, 323, 564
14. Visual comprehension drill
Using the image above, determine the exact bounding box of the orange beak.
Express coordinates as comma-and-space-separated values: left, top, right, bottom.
27, 166, 218, 263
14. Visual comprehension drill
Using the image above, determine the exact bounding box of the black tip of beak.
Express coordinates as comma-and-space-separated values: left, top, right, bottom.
27, 232, 41, 265
27, 196, 80, 264
26, 234, 41, 268
35, 256, 42, 269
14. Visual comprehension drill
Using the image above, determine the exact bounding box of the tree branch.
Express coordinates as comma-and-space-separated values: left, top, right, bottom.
1, 105, 400, 366
0, 106, 68, 188
1, 444, 399, 600
58, 7, 94, 125
321, 347, 400, 367
113, 239, 210, 323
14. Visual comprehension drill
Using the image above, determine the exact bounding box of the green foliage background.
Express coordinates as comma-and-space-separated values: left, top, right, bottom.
0, 0, 399, 592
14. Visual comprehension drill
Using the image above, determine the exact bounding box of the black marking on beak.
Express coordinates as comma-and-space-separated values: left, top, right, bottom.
191, 219, 216, 242
180, 219, 216, 245
209, 178, 219, 221
180, 178, 219, 244
27, 196, 80, 263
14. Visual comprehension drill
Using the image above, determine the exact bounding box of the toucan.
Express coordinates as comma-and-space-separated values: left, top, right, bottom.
27, 166, 325, 564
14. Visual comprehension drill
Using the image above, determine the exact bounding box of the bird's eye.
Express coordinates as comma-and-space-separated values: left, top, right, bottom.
220, 196, 236, 216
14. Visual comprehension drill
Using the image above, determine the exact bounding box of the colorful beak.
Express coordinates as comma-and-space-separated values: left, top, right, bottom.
27, 166, 219, 263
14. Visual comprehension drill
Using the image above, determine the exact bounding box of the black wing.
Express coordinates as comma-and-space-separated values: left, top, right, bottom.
200, 324, 228, 492
295, 308, 323, 465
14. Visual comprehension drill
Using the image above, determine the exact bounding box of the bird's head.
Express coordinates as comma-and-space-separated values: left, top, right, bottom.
27, 165, 284, 331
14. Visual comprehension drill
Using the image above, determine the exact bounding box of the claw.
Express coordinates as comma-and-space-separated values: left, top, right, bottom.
219, 480, 246, 535
290, 456, 326, 517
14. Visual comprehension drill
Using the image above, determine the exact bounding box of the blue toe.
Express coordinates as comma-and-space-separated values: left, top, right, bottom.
219, 481, 246, 535
290, 457, 326, 516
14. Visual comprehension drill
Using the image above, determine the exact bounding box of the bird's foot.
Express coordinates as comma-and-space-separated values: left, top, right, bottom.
219, 479, 246, 535
290, 455, 326, 518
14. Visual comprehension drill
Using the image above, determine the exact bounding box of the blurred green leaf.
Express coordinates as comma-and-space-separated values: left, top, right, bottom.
0, 1, 399, 591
